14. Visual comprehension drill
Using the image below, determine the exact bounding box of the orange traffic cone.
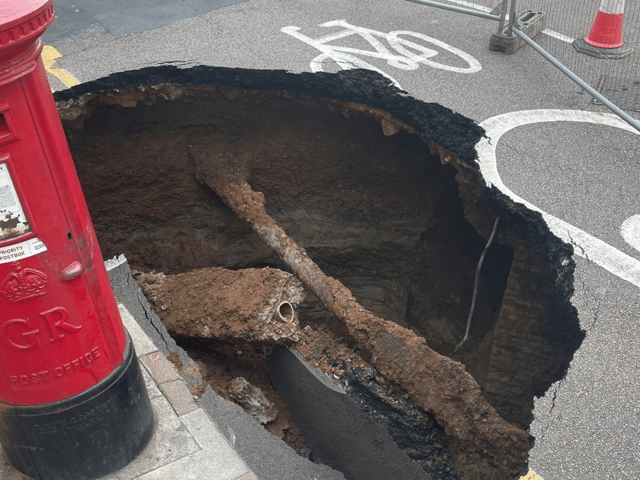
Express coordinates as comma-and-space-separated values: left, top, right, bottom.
573, 0, 632, 59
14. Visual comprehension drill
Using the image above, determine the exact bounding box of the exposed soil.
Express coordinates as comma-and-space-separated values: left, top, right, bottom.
136, 265, 309, 453
135, 267, 304, 344
56, 69, 584, 480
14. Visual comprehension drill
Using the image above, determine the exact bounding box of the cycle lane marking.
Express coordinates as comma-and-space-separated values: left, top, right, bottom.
477, 109, 640, 289
282, 25, 409, 88
281, 19, 481, 89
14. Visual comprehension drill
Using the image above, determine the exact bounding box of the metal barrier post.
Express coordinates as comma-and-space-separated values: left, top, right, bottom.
489, 0, 546, 54
508, 0, 517, 36
497, 0, 509, 35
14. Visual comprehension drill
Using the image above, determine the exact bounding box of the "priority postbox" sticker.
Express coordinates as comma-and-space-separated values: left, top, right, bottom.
0, 238, 47, 264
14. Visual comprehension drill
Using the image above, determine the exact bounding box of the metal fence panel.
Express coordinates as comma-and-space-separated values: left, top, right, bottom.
519, 0, 640, 113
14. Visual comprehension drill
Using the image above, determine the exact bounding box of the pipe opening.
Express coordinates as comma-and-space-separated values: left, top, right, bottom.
278, 302, 295, 322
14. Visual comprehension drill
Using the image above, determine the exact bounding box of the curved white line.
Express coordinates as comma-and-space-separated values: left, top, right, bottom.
477, 109, 640, 288
621, 215, 640, 253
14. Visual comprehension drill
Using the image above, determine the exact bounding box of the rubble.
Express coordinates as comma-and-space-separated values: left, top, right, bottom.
228, 377, 279, 425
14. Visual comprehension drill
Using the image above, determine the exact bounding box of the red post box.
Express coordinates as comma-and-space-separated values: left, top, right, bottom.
0, 1, 155, 478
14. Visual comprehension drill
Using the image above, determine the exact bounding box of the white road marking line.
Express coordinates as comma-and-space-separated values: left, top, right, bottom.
387, 30, 482, 73
622, 215, 640, 253
476, 109, 640, 289
542, 29, 575, 43
447, 0, 576, 42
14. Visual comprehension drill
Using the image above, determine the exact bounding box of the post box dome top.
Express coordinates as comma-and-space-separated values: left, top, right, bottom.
0, 0, 54, 53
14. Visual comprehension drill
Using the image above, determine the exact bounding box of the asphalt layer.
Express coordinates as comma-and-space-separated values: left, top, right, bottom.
43, 1, 640, 479
267, 347, 431, 480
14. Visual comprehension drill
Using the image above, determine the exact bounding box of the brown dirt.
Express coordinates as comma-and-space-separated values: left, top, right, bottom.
135, 266, 304, 344
136, 266, 310, 454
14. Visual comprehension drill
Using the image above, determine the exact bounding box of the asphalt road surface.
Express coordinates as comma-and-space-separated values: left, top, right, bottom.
41, 1, 640, 479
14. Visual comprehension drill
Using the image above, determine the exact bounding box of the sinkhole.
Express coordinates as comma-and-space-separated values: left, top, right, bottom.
56, 67, 584, 480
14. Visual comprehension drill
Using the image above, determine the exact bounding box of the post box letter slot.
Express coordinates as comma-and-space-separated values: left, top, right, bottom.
0, 114, 8, 136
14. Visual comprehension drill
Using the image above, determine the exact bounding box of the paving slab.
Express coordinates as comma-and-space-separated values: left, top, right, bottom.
114, 395, 201, 480
159, 380, 199, 416
136, 409, 258, 480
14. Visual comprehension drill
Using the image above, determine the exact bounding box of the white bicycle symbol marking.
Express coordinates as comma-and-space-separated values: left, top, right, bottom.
281, 19, 482, 89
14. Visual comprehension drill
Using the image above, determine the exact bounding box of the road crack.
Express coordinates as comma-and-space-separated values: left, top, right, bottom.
135, 283, 171, 352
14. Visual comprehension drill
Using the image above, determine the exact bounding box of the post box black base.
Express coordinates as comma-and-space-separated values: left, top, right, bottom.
0, 336, 156, 480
